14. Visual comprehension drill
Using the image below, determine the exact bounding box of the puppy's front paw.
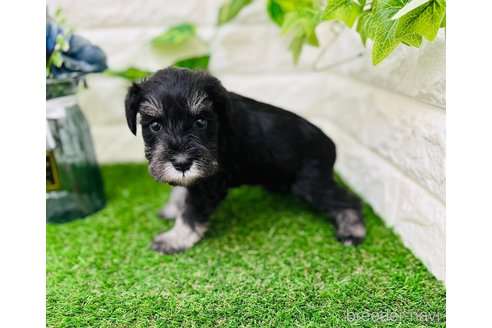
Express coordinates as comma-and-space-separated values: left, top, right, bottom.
157, 203, 179, 220
333, 209, 366, 246
150, 219, 207, 254
158, 186, 187, 220
150, 233, 188, 254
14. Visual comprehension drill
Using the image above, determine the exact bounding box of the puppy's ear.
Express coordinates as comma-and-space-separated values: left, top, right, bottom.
124, 83, 141, 135
202, 74, 232, 124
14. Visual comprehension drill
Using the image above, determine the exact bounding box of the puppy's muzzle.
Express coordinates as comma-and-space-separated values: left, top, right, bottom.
171, 156, 193, 173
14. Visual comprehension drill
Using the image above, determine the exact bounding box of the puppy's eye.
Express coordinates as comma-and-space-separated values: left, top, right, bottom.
194, 118, 207, 130
150, 122, 161, 132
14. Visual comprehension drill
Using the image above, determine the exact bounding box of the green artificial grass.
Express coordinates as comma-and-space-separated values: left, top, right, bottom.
47, 164, 445, 327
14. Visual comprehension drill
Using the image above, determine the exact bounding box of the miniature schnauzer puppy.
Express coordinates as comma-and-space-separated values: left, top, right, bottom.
125, 67, 366, 254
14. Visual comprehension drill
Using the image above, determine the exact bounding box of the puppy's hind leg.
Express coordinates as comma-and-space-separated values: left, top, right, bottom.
331, 204, 366, 246
291, 161, 366, 246
158, 186, 187, 220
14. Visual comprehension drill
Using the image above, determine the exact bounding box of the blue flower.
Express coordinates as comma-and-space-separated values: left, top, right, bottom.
47, 12, 107, 79
46, 15, 62, 61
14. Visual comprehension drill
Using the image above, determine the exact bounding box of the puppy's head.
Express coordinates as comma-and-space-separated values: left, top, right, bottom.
125, 67, 230, 186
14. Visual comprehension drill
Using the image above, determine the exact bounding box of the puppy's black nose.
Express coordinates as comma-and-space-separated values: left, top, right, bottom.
172, 158, 193, 172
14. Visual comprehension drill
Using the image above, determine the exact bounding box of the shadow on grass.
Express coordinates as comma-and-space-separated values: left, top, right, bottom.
206, 185, 330, 240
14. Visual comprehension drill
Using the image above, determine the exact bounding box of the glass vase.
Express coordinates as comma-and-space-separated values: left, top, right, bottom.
46, 78, 105, 222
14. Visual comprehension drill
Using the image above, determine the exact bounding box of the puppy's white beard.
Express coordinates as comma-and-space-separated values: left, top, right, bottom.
157, 161, 202, 186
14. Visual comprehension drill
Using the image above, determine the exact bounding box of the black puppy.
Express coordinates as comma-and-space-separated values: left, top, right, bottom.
125, 67, 365, 253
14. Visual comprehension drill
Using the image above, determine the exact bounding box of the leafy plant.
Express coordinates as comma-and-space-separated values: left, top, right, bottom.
46, 9, 70, 77
173, 55, 210, 69
378, 0, 444, 63
281, 6, 323, 63
110, 0, 446, 82
218, 0, 253, 25
47, 8, 107, 79
324, 0, 363, 28
46, 34, 70, 77
108, 22, 211, 82
104, 67, 153, 82
151, 23, 197, 46
230, 0, 446, 65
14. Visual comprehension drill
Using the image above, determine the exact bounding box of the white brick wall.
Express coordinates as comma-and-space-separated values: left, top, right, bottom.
48, 0, 446, 280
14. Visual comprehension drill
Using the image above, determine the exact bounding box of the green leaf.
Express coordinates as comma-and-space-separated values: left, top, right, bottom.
289, 32, 306, 64
372, 20, 399, 65
323, 0, 363, 28
371, 0, 412, 65
280, 7, 322, 62
172, 55, 210, 70
401, 32, 423, 47
356, 10, 374, 46
396, 0, 446, 41
54, 7, 67, 25
281, 8, 321, 35
280, 11, 302, 35
267, 0, 321, 27
51, 52, 64, 68
151, 23, 196, 46
105, 67, 153, 82
217, 0, 253, 25
440, 13, 445, 27
302, 9, 322, 46
306, 31, 319, 46
54, 8, 63, 18
272, 0, 316, 12
391, 0, 431, 19
55, 34, 70, 52
267, 0, 286, 26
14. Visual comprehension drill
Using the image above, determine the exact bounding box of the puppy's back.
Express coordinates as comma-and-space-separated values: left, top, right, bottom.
226, 92, 336, 167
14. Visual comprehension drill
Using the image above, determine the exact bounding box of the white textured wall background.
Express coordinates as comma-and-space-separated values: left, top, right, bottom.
48, 0, 446, 280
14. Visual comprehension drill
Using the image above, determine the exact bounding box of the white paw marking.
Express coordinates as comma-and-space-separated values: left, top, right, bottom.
151, 215, 208, 253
